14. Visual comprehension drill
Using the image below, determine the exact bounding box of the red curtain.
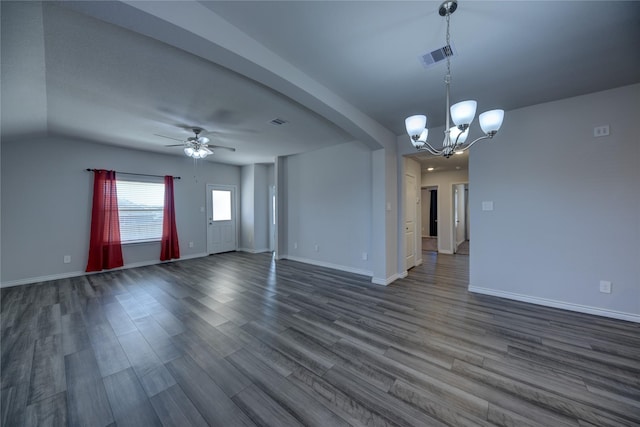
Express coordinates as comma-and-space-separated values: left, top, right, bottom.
160, 175, 180, 261
86, 170, 124, 272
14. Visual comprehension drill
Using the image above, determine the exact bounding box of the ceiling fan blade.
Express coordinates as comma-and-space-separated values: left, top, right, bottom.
209, 145, 236, 152
154, 134, 184, 142
164, 144, 185, 147
202, 147, 213, 155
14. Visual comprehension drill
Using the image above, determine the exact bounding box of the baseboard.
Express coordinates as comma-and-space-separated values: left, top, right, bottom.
439, 249, 453, 254
238, 247, 271, 254
372, 270, 407, 286
469, 285, 640, 323
0, 252, 208, 288
283, 255, 372, 278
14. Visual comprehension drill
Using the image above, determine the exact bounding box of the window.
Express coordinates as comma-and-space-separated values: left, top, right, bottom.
117, 180, 165, 243
211, 190, 232, 221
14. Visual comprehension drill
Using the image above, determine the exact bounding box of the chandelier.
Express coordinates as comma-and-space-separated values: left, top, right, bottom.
405, 0, 504, 158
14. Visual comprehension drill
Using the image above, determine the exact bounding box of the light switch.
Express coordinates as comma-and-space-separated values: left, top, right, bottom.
482, 201, 494, 211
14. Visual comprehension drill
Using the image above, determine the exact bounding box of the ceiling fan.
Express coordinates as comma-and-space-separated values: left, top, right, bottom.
156, 128, 236, 159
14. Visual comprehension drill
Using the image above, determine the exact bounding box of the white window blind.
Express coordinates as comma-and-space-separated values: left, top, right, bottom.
117, 180, 165, 243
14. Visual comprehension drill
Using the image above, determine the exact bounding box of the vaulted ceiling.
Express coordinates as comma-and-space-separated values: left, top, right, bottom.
2, 1, 639, 166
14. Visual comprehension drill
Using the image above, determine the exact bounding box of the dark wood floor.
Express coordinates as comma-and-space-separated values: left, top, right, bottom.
2, 251, 639, 426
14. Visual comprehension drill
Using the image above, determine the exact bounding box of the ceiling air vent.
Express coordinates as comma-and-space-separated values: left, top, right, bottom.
269, 117, 288, 126
420, 44, 456, 69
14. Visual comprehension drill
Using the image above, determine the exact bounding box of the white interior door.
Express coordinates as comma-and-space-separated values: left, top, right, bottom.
206, 184, 237, 254
405, 173, 416, 270
453, 184, 466, 252
453, 186, 459, 253
269, 185, 276, 252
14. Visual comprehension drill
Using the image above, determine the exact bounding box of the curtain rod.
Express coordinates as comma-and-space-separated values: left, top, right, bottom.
85, 169, 181, 179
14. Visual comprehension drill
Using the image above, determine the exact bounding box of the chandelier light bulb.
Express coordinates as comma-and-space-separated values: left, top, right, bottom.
411, 129, 429, 148
450, 100, 477, 126
479, 109, 505, 134
405, 115, 427, 138
449, 126, 469, 144
418, 129, 429, 142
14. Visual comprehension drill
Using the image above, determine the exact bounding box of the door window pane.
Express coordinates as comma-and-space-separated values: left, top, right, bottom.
212, 190, 231, 221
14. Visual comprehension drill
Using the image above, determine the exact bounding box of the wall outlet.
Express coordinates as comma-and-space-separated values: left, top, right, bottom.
314, 244, 319, 252
593, 125, 610, 137
362, 252, 368, 261
188, 241, 194, 248
293, 242, 298, 249
599, 280, 612, 294
63, 255, 71, 264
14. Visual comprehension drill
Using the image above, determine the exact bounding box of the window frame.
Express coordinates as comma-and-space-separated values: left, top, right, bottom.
116, 178, 165, 245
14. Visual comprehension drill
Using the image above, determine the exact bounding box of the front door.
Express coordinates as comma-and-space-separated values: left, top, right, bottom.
206, 184, 237, 254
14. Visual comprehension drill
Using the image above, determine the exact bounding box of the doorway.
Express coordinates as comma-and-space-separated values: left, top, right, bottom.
269, 185, 276, 252
452, 183, 469, 255
405, 172, 417, 270
421, 186, 438, 252
206, 184, 238, 254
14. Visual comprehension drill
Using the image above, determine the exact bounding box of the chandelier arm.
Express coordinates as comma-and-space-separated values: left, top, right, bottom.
417, 142, 443, 156
452, 128, 464, 151
460, 135, 491, 152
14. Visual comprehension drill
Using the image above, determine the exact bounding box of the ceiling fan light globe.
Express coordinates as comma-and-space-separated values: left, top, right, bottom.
184, 147, 194, 156
479, 109, 505, 134
450, 100, 477, 126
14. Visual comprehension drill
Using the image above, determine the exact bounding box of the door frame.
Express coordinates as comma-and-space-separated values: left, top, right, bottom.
269, 185, 276, 252
451, 181, 468, 254
421, 185, 439, 251
404, 171, 418, 271
206, 183, 239, 254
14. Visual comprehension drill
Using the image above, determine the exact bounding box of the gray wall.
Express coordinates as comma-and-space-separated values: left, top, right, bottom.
470, 83, 640, 320
281, 141, 372, 275
1, 135, 241, 285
